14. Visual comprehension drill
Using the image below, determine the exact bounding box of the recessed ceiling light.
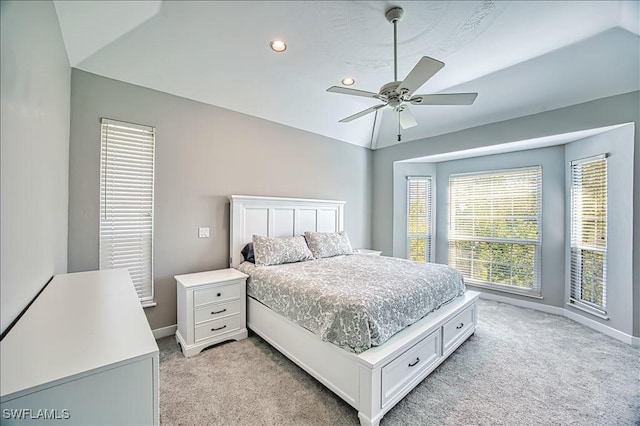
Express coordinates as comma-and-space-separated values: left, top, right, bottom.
270, 40, 287, 52
341, 77, 355, 86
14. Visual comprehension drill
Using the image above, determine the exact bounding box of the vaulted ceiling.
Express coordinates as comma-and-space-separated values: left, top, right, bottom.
53, 1, 640, 149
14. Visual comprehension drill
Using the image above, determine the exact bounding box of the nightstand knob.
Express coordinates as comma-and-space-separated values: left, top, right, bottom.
216, 292, 221, 297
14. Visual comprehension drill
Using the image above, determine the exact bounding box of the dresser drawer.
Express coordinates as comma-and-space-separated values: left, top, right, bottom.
194, 314, 242, 342
194, 300, 241, 324
381, 329, 441, 408
443, 304, 475, 353
194, 281, 242, 306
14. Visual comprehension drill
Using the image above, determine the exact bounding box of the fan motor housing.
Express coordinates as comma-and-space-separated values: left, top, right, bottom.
380, 81, 408, 107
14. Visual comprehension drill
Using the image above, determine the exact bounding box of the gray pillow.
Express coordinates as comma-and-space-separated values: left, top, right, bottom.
304, 231, 353, 259
253, 235, 314, 266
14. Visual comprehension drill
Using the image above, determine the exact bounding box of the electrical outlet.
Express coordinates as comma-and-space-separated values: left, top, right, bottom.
198, 227, 210, 238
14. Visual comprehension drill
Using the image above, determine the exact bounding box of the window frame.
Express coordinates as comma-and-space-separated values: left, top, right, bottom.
406, 176, 434, 263
99, 118, 156, 307
448, 166, 543, 297
568, 154, 608, 316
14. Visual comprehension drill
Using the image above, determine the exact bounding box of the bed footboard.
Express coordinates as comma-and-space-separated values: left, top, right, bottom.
247, 291, 479, 425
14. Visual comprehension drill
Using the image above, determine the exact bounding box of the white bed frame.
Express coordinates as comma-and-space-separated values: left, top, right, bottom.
229, 195, 479, 426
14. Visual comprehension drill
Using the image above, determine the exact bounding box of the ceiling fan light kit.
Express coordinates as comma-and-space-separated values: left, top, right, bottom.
327, 6, 478, 142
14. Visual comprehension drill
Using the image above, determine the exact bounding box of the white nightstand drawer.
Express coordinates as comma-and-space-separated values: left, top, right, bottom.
194, 314, 242, 342
442, 304, 475, 353
194, 300, 240, 324
194, 281, 242, 306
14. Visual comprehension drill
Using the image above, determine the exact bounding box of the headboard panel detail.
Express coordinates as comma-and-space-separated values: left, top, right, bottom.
229, 195, 345, 267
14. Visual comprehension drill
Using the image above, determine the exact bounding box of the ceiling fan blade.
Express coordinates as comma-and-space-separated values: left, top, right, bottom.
409, 93, 478, 105
327, 86, 380, 99
397, 56, 444, 97
339, 104, 386, 123
395, 106, 417, 129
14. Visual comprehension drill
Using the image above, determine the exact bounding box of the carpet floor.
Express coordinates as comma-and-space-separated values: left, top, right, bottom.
158, 300, 640, 425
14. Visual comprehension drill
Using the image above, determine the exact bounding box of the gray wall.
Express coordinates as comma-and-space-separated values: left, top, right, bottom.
434, 146, 566, 308
68, 70, 372, 330
372, 91, 640, 337
0, 1, 70, 334
565, 126, 635, 335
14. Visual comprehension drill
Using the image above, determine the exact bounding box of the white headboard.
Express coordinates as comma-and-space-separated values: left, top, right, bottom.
229, 195, 345, 267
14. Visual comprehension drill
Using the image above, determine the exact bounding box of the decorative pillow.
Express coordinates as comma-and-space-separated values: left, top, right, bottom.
304, 231, 353, 259
241, 242, 255, 263
252, 235, 314, 266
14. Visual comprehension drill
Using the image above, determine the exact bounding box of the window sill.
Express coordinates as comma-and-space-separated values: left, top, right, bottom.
566, 301, 609, 320
466, 281, 543, 299
142, 301, 157, 309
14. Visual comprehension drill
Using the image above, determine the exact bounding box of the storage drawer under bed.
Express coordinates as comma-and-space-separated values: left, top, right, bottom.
442, 304, 475, 353
380, 328, 441, 408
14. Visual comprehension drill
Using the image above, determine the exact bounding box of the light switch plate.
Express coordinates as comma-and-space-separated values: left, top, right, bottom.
198, 227, 210, 238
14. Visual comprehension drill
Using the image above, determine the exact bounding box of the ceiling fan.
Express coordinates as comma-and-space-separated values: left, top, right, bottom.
326, 6, 478, 142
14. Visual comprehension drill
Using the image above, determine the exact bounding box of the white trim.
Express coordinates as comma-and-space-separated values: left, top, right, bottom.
152, 324, 177, 340
563, 308, 633, 345
478, 292, 637, 346
479, 292, 564, 316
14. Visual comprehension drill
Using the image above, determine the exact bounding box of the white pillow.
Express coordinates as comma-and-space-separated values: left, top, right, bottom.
304, 231, 353, 259
252, 235, 314, 266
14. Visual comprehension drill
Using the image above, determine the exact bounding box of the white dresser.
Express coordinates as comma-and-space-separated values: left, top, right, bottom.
175, 268, 248, 357
0, 269, 159, 425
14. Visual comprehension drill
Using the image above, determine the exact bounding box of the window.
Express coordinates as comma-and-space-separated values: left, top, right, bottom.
407, 177, 433, 262
570, 155, 607, 314
448, 167, 542, 295
100, 118, 155, 305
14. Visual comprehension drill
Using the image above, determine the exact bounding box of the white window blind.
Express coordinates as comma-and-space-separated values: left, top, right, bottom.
448, 166, 542, 295
100, 118, 155, 305
407, 177, 432, 262
570, 155, 607, 314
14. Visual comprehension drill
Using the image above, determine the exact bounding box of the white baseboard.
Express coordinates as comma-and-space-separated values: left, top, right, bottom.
479, 292, 565, 315
152, 324, 177, 340
479, 292, 637, 346
563, 309, 635, 345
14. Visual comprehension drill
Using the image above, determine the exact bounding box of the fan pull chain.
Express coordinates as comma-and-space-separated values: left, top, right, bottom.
398, 116, 402, 142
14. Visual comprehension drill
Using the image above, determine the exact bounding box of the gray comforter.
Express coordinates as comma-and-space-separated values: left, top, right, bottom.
237, 255, 465, 354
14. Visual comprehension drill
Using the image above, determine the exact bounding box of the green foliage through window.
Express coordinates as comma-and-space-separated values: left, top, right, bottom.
448, 167, 541, 293
570, 156, 607, 312
407, 177, 432, 262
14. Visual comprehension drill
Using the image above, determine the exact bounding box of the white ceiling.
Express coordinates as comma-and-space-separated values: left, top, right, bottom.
53, 1, 640, 150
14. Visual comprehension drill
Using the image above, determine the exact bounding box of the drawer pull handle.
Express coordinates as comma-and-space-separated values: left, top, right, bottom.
216, 292, 222, 297
211, 308, 227, 315
456, 322, 464, 329
408, 358, 420, 367
211, 325, 227, 332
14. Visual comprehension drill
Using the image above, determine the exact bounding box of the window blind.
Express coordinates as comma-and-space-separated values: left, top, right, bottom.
448, 166, 542, 295
570, 155, 607, 313
99, 118, 155, 305
407, 177, 432, 262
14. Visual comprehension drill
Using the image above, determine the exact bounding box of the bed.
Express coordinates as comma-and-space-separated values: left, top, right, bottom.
229, 195, 479, 426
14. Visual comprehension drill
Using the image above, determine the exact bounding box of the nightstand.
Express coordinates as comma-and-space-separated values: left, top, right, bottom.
175, 268, 248, 357
353, 249, 382, 256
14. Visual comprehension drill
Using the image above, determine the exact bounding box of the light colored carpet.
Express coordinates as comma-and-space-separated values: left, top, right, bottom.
158, 300, 640, 425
